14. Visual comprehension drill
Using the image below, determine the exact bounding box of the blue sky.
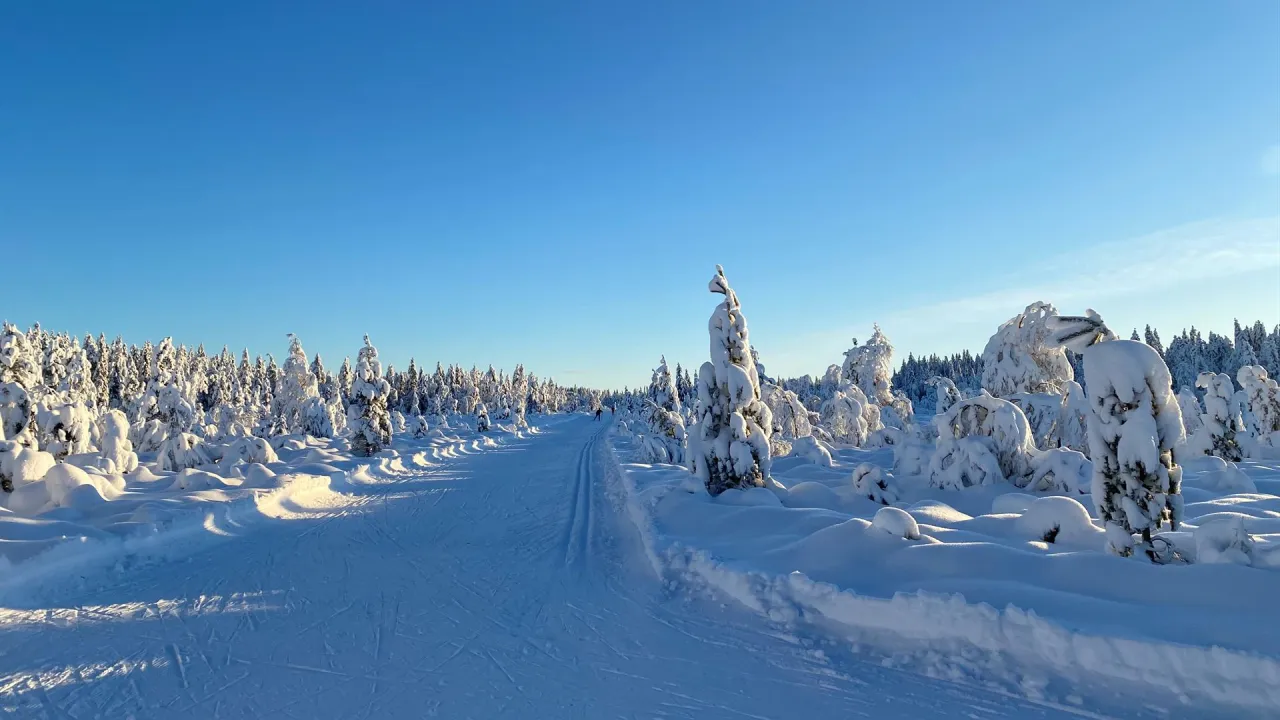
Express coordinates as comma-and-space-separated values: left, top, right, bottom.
2, 2, 1277, 389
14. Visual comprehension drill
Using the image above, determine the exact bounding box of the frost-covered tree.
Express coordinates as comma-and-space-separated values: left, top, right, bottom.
641, 356, 687, 463
929, 393, 1038, 489
348, 336, 393, 456
1237, 366, 1280, 447
1188, 372, 1247, 461
275, 334, 323, 435
981, 302, 1074, 398
0, 323, 41, 393
689, 266, 773, 496
412, 414, 430, 438
765, 384, 812, 440
475, 402, 491, 432
820, 387, 871, 446
927, 376, 962, 416
337, 357, 354, 404
1176, 388, 1202, 438
853, 463, 898, 505
1057, 380, 1090, 454
842, 325, 894, 406
1144, 325, 1165, 360
1052, 311, 1184, 561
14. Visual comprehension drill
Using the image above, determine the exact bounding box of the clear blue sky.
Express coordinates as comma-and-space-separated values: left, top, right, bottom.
2, 2, 1278, 389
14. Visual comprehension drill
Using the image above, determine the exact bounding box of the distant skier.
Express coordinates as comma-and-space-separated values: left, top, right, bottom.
594, 408, 603, 421
611, 405, 615, 417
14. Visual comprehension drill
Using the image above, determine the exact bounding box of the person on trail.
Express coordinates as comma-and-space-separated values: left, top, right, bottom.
611, 405, 615, 417
595, 408, 603, 421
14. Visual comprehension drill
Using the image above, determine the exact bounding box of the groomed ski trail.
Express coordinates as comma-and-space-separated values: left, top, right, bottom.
2, 417, 1115, 719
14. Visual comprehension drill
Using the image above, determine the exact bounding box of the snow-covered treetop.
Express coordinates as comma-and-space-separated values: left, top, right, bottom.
842, 324, 894, 405
707, 264, 761, 401
982, 302, 1077, 398
1048, 310, 1117, 354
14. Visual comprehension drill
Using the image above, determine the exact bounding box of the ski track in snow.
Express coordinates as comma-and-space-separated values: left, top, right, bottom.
1, 417, 1161, 719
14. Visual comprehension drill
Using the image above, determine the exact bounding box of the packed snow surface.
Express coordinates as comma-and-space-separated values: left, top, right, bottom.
0, 415, 1150, 719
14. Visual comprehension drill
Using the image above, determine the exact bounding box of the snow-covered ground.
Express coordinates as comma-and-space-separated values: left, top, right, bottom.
613, 427, 1280, 716
0, 415, 1189, 719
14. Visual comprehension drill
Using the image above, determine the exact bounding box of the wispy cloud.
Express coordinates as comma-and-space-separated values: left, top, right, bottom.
887, 216, 1280, 325
1263, 145, 1280, 176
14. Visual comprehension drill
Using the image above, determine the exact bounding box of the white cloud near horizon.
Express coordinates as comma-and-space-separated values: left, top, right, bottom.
765, 216, 1280, 377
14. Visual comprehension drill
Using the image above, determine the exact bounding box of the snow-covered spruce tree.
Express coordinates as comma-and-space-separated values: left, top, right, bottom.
1052, 311, 1184, 561
274, 334, 332, 437
0, 323, 41, 394
1188, 372, 1247, 461
853, 463, 898, 505
337, 357, 354, 404
412, 414, 430, 438
1237, 366, 1280, 447
347, 336, 393, 457
981, 302, 1074, 398
765, 384, 812, 440
640, 356, 687, 464
842, 325, 894, 406
475, 402, 491, 432
819, 388, 870, 446
689, 266, 773, 496
1176, 388, 1203, 438
1057, 380, 1090, 454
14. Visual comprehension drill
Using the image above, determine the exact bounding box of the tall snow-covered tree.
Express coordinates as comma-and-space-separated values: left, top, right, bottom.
1052, 311, 1183, 561
641, 356, 687, 463
275, 334, 327, 436
1188, 372, 1247, 461
1237, 366, 1280, 447
841, 325, 894, 406
981, 302, 1074, 398
689, 266, 773, 496
337, 357, 354, 403
348, 336, 393, 456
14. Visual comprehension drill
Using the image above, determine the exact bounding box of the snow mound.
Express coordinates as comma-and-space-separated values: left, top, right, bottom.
991, 493, 1037, 515
1182, 456, 1256, 493
871, 506, 920, 540
1014, 496, 1099, 545
790, 435, 833, 467
781, 481, 843, 511
172, 469, 234, 492
714, 487, 783, 507
240, 463, 279, 489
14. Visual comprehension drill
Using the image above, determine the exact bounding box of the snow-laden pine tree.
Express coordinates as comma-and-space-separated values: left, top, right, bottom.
1177, 388, 1203, 438
819, 388, 871, 446
1188, 372, 1247, 461
0, 323, 41, 393
841, 325, 894, 406
337, 357, 354, 404
275, 334, 320, 434
348, 336, 393, 457
928, 392, 1038, 489
981, 302, 1075, 398
1052, 311, 1184, 560
689, 266, 773, 496
641, 356, 687, 463
1237, 366, 1280, 447
475, 402, 491, 432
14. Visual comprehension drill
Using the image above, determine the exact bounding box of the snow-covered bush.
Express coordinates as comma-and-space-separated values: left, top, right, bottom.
689, 266, 773, 496
1187, 372, 1247, 461
223, 436, 278, 467
300, 395, 339, 439
790, 435, 833, 467
412, 415, 430, 438
159, 432, 212, 472
890, 430, 933, 478
1053, 312, 1184, 561
871, 506, 920, 540
929, 393, 1037, 489
96, 409, 138, 474
852, 463, 898, 505
0, 442, 55, 495
475, 403, 491, 432
841, 325, 894, 406
1014, 496, 1095, 544
37, 400, 93, 460
275, 335, 335, 438
348, 336, 393, 457
1008, 392, 1063, 450
0, 382, 35, 447
1027, 447, 1091, 494
1194, 516, 1255, 566
0, 323, 41, 392
927, 376, 962, 416
1177, 388, 1203, 438
390, 410, 407, 435
1237, 365, 1280, 447
1057, 380, 1090, 454
982, 302, 1074, 398
764, 385, 812, 440
819, 388, 871, 446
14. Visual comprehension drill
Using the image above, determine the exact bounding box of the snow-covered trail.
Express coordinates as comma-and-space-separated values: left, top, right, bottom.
3, 417, 1105, 719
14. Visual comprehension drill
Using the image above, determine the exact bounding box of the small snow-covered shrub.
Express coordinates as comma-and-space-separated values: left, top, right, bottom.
412, 415, 430, 438
819, 389, 870, 446
1187, 372, 1247, 461
0, 442, 55, 495
390, 410, 407, 435
0, 381, 35, 447
1177, 388, 1203, 438
1008, 392, 1063, 450
96, 409, 138, 474
476, 403, 491, 432
1014, 496, 1096, 544
1182, 455, 1256, 493
927, 376, 962, 416
1028, 447, 1091, 494
1194, 516, 1255, 566
159, 432, 213, 472
852, 463, 898, 505
790, 435, 833, 467
225, 436, 279, 466
890, 430, 933, 478
1238, 365, 1280, 447
929, 393, 1036, 489
871, 506, 920, 540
